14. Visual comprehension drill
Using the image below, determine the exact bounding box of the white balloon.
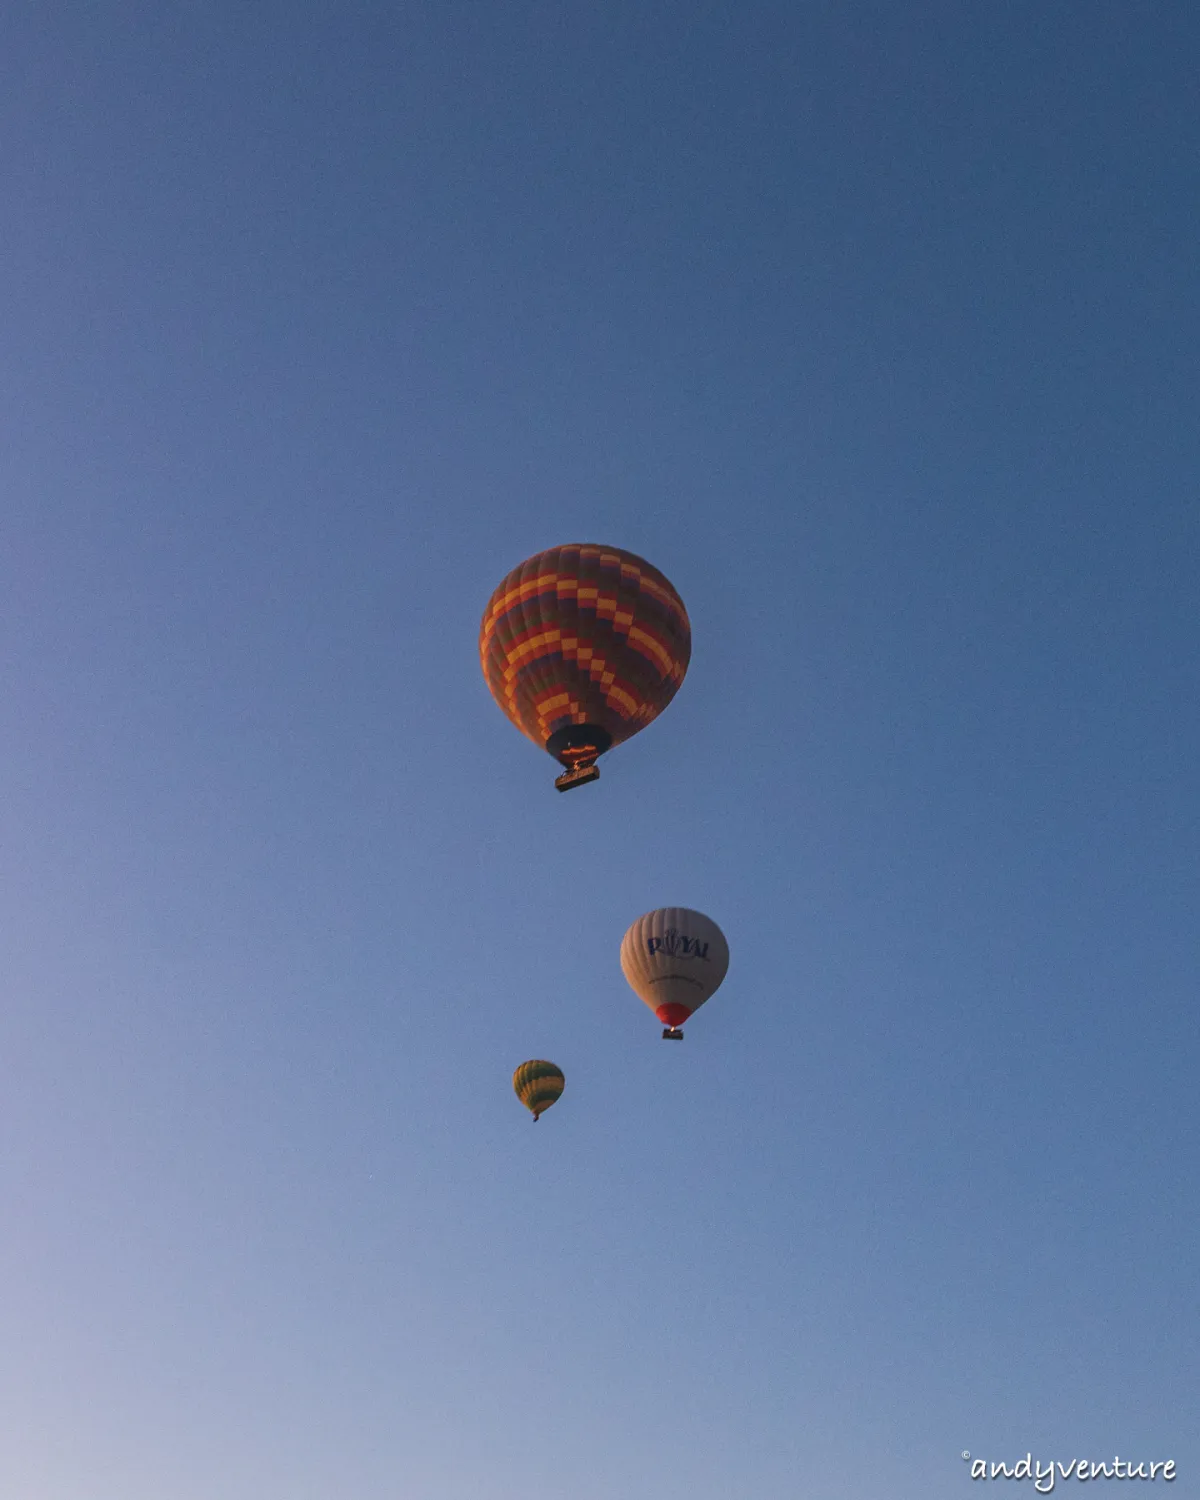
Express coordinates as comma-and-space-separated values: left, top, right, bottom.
620, 907, 729, 1032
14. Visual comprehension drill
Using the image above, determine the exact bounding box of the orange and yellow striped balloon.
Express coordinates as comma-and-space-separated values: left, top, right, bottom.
512, 1060, 565, 1121
480, 544, 690, 788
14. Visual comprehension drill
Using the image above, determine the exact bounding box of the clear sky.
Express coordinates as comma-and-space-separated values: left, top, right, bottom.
2, 3, 1197, 1498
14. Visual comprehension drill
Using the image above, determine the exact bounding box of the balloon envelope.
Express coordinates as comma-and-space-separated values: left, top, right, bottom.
479, 544, 690, 786
512, 1060, 565, 1120
620, 908, 729, 1031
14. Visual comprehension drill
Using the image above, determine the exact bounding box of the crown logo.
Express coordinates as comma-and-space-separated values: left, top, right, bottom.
646, 929, 709, 961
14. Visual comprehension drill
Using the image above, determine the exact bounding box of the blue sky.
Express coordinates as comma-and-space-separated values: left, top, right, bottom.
2, 3, 1197, 1497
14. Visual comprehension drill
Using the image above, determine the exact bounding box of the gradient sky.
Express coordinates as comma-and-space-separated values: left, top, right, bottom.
2, 4, 1198, 1498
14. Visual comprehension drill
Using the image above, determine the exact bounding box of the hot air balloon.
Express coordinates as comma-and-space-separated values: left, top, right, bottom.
620, 907, 729, 1039
512, 1060, 565, 1121
480, 544, 691, 791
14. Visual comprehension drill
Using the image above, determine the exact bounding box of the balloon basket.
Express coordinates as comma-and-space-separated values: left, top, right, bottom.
554, 763, 601, 792
661, 1027, 685, 1041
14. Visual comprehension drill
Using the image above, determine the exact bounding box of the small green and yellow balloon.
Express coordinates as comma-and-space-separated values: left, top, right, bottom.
513, 1060, 565, 1122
